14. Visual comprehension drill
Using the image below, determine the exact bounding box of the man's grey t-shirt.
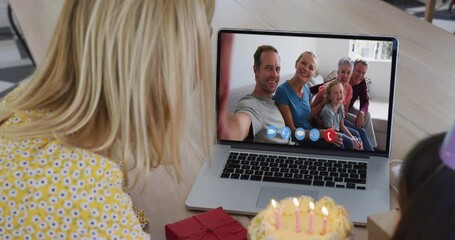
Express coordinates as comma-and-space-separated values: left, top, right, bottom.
235, 94, 289, 144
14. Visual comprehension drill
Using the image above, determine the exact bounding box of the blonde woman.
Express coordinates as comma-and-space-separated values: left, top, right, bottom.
0, 0, 215, 239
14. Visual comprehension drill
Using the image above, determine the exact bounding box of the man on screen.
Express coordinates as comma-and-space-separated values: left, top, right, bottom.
219, 44, 342, 147
346, 59, 377, 149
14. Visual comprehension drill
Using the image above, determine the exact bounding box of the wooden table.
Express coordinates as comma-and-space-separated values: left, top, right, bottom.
10, 0, 455, 239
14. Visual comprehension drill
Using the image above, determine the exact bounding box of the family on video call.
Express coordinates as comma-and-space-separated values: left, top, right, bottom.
219, 36, 388, 152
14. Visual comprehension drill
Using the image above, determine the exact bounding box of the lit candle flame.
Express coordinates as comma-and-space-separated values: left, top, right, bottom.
309, 201, 315, 210
271, 199, 277, 208
322, 206, 329, 216
293, 198, 299, 207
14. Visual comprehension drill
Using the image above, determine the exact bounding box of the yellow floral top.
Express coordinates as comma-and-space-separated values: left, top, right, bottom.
0, 113, 150, 238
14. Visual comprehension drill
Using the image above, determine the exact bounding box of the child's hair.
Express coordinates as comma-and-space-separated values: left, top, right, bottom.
0, 0, 216, 185
393, 132, 455, 239
323, 80, 344, 103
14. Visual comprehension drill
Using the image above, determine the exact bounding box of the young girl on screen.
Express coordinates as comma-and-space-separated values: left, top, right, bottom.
320, 80, 363, 150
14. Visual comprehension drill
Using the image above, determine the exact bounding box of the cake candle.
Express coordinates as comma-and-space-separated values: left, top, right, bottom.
320, 206, 329, 235
271, 199, 281, 229
306, 201, 315, 234
293, 198, 302, 232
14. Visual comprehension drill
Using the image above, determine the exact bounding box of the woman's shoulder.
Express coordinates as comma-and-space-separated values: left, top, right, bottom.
0, 114, 117, 162
276, 80, 291, 92
274, 81, 292, 102
0, 80, 31, 106
0, 133, 146, 238
0, 110, 48, 131
0, 128, 121, 178
44, 140, 121, 178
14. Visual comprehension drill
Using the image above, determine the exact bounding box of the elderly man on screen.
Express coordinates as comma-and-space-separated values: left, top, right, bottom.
346, 59, 377, 149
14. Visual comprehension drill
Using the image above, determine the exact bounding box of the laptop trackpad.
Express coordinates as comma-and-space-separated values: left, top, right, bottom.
256, 186, 319, 209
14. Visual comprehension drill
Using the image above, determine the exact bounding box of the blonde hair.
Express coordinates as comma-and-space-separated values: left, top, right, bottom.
0, 0, 215, 185
296, 51, 318, 76
296, 51, 318, 66
323, 80, 344, 103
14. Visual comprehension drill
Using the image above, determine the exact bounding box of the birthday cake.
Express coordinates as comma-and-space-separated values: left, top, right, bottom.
248, 196, 353, 240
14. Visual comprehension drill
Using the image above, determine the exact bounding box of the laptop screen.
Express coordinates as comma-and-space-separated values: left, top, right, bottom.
217, 29, 398, 158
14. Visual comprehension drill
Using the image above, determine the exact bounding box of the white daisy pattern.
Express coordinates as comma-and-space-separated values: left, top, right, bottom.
0, 111, 150, 239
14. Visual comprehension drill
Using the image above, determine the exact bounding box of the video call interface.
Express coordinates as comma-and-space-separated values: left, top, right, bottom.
218, 30, 398, 155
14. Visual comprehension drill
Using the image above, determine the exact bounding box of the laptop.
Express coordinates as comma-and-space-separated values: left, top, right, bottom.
186, 29, 399, 225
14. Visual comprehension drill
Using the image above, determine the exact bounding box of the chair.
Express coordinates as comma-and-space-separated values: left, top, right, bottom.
450, 0, 455, 17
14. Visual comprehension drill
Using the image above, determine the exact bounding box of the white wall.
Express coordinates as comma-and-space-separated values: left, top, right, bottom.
316, 39, 350, 78
229, 34, 317, 89
367, 61, 391, 102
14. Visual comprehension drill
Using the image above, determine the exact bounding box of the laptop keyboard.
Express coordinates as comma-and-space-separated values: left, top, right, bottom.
220, 151, 367, 190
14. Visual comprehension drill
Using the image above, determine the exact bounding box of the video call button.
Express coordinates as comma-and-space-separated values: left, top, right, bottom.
295, 127, 305, 141
324, 129, 336, 143
266, 125, 278, 138
281, 127, 291, 140
309, 128, 320, 142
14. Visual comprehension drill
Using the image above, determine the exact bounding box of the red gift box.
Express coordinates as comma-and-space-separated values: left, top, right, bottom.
165, 207, 247, 240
